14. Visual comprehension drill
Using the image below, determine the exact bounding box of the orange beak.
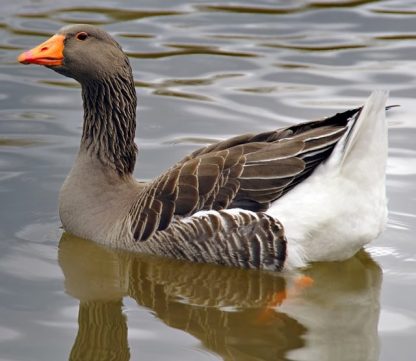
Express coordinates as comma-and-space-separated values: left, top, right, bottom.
17, 34, 65, 66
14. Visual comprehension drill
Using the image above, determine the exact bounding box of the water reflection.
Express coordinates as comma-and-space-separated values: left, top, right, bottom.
59, 233, 382, 361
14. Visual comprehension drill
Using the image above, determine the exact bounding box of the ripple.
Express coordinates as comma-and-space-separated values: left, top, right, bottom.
196, 4, 301, 15
134, 73, 244, 101
275, 62, 311, 69
128, 328, 157, 340
0, 138, 41, 147
8, 26, 55, 38
0, 110, 55, 121
388, 156, 416, 176
127, 44, 258, 59
197, 0, 381, 15
210, 34, 298, 41
372, 9, 416, 16
379, 309, 416, 333
262, 42, 367, 52
375, 34, 416, 41
117, 33, 155, 39
0, 250, 61, 281
310, 0, 382, 8
18, 7, 186, 24
39, 80, 80, 89
164, 136, 220, 145
54, 11, 110, 25
0, 325, 20, 342
0, 44, 21, 51
15, 222, 61, 243
153, 89, 212, 102
237, 86, 278, 94
367, 246, 401, 258
138, 73, 242, 88
388, 218, 410, 231
0, 171, 22, 182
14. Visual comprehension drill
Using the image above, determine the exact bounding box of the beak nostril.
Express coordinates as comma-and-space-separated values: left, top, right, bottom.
18, 34, 64, 66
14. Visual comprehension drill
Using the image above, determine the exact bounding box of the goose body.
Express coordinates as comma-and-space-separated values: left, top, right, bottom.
18, 25, 389, 271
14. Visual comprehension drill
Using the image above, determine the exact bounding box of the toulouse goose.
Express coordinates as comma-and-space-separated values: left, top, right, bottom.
18, 24, 389, 271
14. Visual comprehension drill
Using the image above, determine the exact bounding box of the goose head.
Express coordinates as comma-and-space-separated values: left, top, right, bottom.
18, 25, 137, 176
17, 24, 131, 84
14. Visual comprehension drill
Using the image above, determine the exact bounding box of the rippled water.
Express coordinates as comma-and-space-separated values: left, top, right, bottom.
0, 1, 415, 360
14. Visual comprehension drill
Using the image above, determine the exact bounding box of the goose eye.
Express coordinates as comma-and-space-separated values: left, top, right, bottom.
76, 32, 88, 41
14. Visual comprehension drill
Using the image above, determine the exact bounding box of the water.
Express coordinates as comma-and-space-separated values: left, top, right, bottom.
0, 0, 415, 360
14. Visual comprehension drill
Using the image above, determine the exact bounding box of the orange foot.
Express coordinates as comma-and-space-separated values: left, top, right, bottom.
256, 275, 314, 324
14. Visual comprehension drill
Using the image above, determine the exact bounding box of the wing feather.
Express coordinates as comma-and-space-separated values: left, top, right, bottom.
129, 107, 361, 241
133, 210, 287, 271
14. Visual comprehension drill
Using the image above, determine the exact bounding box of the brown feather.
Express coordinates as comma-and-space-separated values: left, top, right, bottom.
241, 158, 305, 179
129, 107, 361, 241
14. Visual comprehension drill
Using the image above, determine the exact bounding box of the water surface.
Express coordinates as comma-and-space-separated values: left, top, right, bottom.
0, 1, 415, 360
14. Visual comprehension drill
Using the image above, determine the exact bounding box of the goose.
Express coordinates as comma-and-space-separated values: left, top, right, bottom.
18, 24, 389, 271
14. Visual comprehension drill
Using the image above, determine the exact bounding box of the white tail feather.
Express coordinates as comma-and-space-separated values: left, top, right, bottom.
341, 90, 389, 171
269, 91, 389, 266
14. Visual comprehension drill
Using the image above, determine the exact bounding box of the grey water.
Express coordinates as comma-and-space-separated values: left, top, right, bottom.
0, 0, 415, 360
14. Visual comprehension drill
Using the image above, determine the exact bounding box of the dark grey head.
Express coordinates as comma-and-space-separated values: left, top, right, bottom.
18, 24, 132, 84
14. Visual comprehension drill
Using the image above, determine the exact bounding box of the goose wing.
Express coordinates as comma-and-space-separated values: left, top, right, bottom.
134, 209, 287, 271
129, 107, 361, 242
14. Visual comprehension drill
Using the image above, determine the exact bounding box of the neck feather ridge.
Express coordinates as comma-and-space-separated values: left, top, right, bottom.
81, 72, 137, 176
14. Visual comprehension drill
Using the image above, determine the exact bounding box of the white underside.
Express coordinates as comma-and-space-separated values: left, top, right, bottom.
267, 91, 389, 268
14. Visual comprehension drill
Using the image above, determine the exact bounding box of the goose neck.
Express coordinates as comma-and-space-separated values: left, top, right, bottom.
81, 74, 137, 176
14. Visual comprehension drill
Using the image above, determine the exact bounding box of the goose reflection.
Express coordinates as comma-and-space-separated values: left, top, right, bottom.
58, 233, 382, 361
